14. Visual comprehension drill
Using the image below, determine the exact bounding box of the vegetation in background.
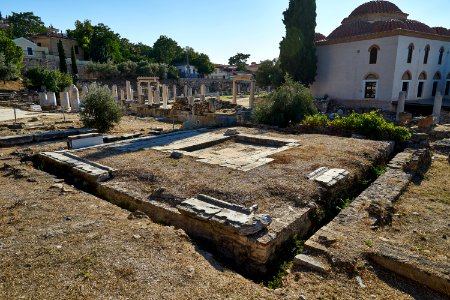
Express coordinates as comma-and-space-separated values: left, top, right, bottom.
24, 67, 72, 92
57, 39, 68, 73
0, 30, 23, 80
255, 59, 284, 88
2, 12, 47, 39
302, 111, 412, 143
80, 83, 122, 132
86, 61, 176, 80
228, 53, 251, 71
252, 75, 317, 127
279, 0, 317, 86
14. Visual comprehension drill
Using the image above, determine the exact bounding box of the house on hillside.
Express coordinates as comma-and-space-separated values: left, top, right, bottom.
176, 64, 199, 78
311, 0, 450, 111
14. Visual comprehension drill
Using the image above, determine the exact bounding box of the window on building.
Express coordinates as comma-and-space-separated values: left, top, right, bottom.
432, 72, 442, 97
417, 81, 425, 98
363, 74, 378, 99
423, 45, 430, 64
401, 71, 411, 98
37, 42, 41, 47
438, 47, 444, 65
27, 47, 33, 56
74, 45, 79, 55
369, 45, 379, 64
407, 43, 414, 63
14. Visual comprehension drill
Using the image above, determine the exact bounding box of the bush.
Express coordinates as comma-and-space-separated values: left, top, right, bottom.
252, 75, 317, 127
80, 83, 122, 132
85, 61, 119, 79
302, 111, 412, 142
24, 67, 73, 92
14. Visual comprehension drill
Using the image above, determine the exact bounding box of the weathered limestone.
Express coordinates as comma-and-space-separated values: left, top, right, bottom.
70, 84, 81, 112
307, 167, 349, 187
81, 85, 89, 100
249, 81, 255, 108
188, 87, 193, 97
162, 85, 168, 109
208, 98, 217, 113
148, 87, 154, 105
177, 194, 272, 236
183, 85, 188, 97
172, 85, 177, 100
126, 81, 132, 101
68, 133, 103, 149
433, 92, 443, 125
200, 84, 206, 96
59, 92, 71, 111
47, 92, 57, 107
154, 89, 160, 105
293, 254, 331, 273
39, 92, 48, 107
137, 85, 143, 105
232, 81, 237, 104
396, 91, 406, 121
120, 89, 125, 101
112, 84, 118, 100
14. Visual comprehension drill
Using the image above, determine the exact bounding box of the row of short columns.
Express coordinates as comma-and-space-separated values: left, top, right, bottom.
396, 91, 443, 125
38, 84, 82, 112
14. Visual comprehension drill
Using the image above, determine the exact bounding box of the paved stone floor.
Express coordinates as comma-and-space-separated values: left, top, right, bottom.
0, 107, 46, 122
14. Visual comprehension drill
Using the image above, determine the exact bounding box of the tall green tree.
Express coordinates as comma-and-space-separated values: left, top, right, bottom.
279, 0, 317, 86
5, 12, 46, 38
89, 23, 122, 63
192, 53, 214, 76
70, 46, 78, 75
0, 53, 19, 83
228, 53, 250, 71
255, 59, 283, 88
152, 35, 183, 65
67, 20, 94, 60
57, 39, 68, 73
0, 31, 23, 81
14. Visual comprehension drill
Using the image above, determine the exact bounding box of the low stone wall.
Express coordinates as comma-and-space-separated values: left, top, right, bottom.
0, 128, 96, 147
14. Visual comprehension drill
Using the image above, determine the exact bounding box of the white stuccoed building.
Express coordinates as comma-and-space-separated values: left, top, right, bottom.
311, 0, 450, 111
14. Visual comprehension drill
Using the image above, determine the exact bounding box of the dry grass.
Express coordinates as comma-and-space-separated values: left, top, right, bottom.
77, 129, 389, 215
0, 159, 276, 300
0, 80, 24, 91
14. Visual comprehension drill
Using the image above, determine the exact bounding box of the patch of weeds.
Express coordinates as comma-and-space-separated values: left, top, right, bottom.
77, 255, 97, 280
371, 165, 387, 177
263, 235, 304, 289
364, 239, 373, 248
77, 270, 93, 280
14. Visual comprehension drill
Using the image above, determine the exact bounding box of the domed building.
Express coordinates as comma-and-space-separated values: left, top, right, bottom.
311, 1, 450, 110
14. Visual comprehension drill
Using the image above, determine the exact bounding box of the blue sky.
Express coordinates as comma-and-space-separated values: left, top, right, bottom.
2, 0, 449, 64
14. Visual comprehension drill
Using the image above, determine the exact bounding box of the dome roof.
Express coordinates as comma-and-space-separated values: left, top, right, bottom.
349, 1, 404, 18
327, 20, 373, 40
432, 27, 450, 37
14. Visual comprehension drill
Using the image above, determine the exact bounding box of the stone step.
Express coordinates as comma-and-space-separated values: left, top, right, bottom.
293, 254, 331, 274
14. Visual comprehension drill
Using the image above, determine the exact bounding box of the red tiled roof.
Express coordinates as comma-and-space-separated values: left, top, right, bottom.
315, 33, 326, 42
349, 1, 404, 18
432, 27, 450, 37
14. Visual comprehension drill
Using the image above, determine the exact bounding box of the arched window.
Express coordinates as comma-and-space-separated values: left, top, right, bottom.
432, 72, 441, 97
401, 71, 412, 98
363, 73, 379, 99
445, 73, 450, 96
417, 72, 427, 98
438, 47, 444, 65
423, 45, 430, 64
369, 45, 379, 64
407, 43, 414, 63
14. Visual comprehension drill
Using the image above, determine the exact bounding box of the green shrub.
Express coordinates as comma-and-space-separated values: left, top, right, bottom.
252, 75, 317, 127
24, 67, 73, 92
85, 61, 120, 79
80, 83, 122, 132
302, 111, 412, 143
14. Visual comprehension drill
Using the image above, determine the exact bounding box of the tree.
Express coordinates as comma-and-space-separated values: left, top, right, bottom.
89, 23, 122, 63
5, 12, 46, 38
67, 20, 94, 60
192, 53, 214, 76
279, 0, 317, 86
25, 67, 72, 92
152, 36, 183, 65
252, 75, 317, 127
0, 53, 19, 83
255, 59, 283, 88
57, 39, 68, 73
70, 46, 78, 75
0, 30, 23, 73
228, 53, 250, 71
80, 83, 122, 133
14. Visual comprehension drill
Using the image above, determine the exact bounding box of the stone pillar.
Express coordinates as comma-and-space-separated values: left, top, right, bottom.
70, 85, 80, 112
120, 89, 125, 101
184, 85, 188, 97
148, 87, 154, 105
188, 96, 195, 106
154, 89, 160, 105
237, 83, 241, 94
126, 81, 132, 101
162, 85, 168, 109
147, 82, 152, 105
396, 91, 406, 121
112, 85, 118, 100
188, 87, 193, 97
137, 85, 143, 105
433, 92, 443, 125
81, 85, 88, 103
249, 81, 255, 109
39, 92, 48, 107
47, 92, 57, 107
172, 85, 177, 100
208, 98, 217, 113
232, 80, 237, 104
59, 92, 71, 111
200, 84, 206, 96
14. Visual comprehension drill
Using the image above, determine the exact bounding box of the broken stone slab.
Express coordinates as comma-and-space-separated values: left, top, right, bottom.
177, 194, 272, 236
307, 167, 349, 187
293, 254, 331, 273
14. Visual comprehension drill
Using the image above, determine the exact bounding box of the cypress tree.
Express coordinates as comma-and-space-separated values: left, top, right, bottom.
279, 0, 317, 86
57, 39, 68, 73
70, 46, 78, 75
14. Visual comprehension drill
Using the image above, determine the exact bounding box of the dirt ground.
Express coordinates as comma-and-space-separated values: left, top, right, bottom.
0, 110, 181, 137
76, 128, 390, 215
